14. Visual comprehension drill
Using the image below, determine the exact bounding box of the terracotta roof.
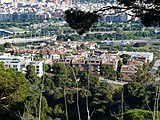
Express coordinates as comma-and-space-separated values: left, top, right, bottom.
121, 65, 138, 73
85, 42, 97, 45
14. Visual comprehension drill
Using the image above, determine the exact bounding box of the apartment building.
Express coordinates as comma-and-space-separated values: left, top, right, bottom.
130, 55, 148, 64
72, 59, 101, 75
120, 51, 153, 62
29, 61, 43, 76
84, 42, 97, 50
127, 60, 144, 68
121, 65, 138, 81
103, 14, 129, 23
58, 59, 71, 65
101, 58, 118, 71
0, 53, 43, 76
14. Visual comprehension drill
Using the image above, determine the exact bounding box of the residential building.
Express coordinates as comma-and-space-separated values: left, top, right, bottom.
65, 0, 72, 6
72, 59, 101, 75
84, 42, 97, 50
152, 58, 160, 73
29, 61, 43, 76
54, 0, 60, 5
130, 55, 148, 64
58, 59, 71, 65
121, 65, 138, 81
101, 58, 118, 71
46, 53, 60, 60
128, 60, 144, 68
104, 14, 129, 23
0, 53, 43, 76
119, 51, 153, 62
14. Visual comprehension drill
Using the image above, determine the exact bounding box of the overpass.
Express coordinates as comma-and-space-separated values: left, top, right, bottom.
0, 36, 57, 44
0, 29, 14, 35
99, 77, 128, 85
0, 36, 160, 45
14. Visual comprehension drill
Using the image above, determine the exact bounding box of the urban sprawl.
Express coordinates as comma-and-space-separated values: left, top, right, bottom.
0, 0, 159, 83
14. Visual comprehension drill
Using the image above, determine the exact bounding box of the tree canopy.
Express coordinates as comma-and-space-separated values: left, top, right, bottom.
0, 63, 29, 120
1, 61, 160, 120
0, 63, 29, 109
65, 8, 99, 35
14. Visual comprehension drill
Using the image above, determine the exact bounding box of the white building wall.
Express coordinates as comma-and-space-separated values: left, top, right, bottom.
29, 61, 43, 77
0, 53, 43, 76
119, 51, 153, 62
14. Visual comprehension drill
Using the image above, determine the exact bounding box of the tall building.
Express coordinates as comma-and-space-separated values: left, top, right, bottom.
46, 0, 54, 2
27, 0, 36, 2
13, 0, 17, 2
54, 0, 60, 5
0, 0, 13, 4
37, 0, 46, 2
65, 0, 72, 6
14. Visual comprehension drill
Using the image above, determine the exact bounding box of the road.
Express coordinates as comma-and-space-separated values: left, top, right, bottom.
152, 58, 160, 73
100, 39, 160, 44
0, 36, 56, 44
0, 36, 160, 45
99, 77, 128, 85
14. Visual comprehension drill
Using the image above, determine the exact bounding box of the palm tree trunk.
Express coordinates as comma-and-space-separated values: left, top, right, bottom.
86, 65, 90, 120
77, 81, 81, 120
153, 86, 158, 120
86, 89, 90, 120
156, 86, 160, 120
63, 86, 69, 120
38, 74, 44, 120
121, 86, 124, 120
72, 68, 81, 120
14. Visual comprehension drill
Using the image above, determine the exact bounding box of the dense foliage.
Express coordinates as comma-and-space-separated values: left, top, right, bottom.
0, 63, 29, 120
0, 62, 160, 120
65, 9, 99, 35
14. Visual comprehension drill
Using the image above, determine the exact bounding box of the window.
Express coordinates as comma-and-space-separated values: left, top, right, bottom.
13, 65, 17, 68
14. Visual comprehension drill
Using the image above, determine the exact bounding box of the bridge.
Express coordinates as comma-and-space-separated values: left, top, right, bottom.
0, 36, 57, 44
99, 77, 128, 85
0, 29, 14, 35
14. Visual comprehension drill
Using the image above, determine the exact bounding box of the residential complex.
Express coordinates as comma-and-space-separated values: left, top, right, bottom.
0, 1, 157, 81
0, 1, 129, 22
0, 52, 43, 76
2, 41, 155, 80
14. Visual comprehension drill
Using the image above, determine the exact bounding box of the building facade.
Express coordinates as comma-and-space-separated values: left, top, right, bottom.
0, 53, 43, 76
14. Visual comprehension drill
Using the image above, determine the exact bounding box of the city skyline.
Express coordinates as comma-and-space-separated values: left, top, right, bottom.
0, 0, 73, 6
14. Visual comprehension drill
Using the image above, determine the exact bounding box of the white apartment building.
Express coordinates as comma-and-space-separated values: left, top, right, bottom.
0, 0, 13, 4
0, 13, 13, 21
119, 51, 154, 62
152, 59, 160, 73
0, 53, 43, 76
46, 54, 60, 60
28, 61, 43, 76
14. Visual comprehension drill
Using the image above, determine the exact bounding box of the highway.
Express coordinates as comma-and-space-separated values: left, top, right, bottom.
0, 36, 56, 44
99, 77, 128, 85
100, 39, 160, 44
0, 36, 160, 45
